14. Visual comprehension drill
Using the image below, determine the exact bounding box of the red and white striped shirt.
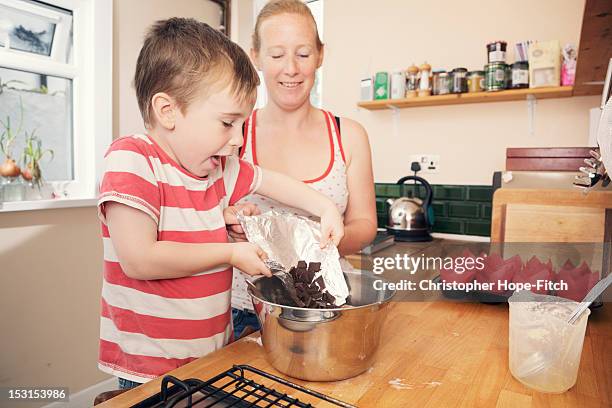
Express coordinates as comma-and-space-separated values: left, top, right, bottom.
97, 134, 261, 383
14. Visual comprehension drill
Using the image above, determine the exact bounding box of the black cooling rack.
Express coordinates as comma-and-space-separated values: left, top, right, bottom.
131, 364, 356, 408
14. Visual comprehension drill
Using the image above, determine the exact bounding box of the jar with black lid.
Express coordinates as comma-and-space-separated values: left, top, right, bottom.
486, 41, 507, 63
450, 68, 468, 94
511, 61, 529, 88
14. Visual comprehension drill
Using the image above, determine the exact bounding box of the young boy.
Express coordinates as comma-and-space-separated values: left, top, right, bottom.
97, 18, 344, 388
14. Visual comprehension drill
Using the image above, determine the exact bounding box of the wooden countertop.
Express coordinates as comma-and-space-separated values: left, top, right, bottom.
97, 241, 612, 407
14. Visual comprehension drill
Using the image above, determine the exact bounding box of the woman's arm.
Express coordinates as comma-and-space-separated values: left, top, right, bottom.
255, 168, 345, 247
337, 118, 378, 256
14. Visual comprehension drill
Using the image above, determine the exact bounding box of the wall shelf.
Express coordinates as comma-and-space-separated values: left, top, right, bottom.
357, 86, 574, 110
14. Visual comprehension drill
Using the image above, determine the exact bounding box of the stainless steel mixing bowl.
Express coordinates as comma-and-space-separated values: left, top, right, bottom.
247, 271, 395, 381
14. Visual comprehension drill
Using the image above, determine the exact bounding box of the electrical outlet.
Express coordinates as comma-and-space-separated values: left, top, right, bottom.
409, 154, 440, 174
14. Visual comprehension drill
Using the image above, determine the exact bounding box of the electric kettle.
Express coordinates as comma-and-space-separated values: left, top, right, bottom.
386, 176, 433, 242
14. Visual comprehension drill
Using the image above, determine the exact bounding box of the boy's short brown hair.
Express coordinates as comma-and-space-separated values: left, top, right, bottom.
135, 18, 259, 128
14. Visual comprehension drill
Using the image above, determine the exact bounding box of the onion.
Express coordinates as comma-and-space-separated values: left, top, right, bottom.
21, 167, 33, 181
0, 159, 21, 178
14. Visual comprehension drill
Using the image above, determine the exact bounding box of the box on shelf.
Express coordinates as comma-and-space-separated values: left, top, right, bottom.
360, 76, 374, 101
374, 72, 390, 100
390, 71, 406, 99
529, 40, 561, 88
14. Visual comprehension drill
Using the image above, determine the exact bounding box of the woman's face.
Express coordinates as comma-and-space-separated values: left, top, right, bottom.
252, 13, 323, 111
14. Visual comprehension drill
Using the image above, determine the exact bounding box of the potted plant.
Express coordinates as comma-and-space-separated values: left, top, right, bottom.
21, 131, 53, 188
0, 106, 22, 179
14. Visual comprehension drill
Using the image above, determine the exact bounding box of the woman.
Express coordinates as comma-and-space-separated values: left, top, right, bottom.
231, 0, 377, 338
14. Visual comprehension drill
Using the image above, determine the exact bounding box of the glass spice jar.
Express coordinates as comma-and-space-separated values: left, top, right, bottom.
450, 67, 468, 93
511, 61, 529, 88
467, 70, 485, 93
437, 72, 451, 95
405, 64, 420, 98
432, 70, 444, 95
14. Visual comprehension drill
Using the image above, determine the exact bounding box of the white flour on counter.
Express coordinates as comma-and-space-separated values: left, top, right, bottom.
389, 378, 442, 390
241, 336, 262, 346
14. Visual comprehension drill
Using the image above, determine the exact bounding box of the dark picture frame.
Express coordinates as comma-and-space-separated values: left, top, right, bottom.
209, 0, 231, 36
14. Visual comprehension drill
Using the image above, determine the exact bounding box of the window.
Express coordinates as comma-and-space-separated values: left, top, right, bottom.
306, 0, 323, 108
252, 0, 324, 109
0, 0, 111, 208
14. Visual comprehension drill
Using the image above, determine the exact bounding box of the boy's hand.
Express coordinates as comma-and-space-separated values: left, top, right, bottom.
319, 204, 345, 248
224, 203, 260, 242
230, 242, 272, 277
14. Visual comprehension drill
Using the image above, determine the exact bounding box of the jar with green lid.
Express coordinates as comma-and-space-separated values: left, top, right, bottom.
511, 61, 529, 88
485, 62, 507, 91
467, 70, 485, 93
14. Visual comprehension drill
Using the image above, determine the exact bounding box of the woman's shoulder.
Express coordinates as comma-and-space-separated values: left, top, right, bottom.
333, 115, 370, 163
335, 116, 367, 137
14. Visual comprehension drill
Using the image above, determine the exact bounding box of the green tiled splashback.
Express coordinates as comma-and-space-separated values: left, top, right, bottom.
375, 183, 493, 237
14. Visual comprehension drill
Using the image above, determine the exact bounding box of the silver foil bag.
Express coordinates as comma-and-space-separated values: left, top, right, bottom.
237, 210, 349, 306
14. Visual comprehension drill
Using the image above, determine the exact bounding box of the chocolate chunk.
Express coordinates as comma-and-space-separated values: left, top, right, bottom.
305, 269, 315, 283
323, 292, 335, 304
308, 262, 321, 272
281, 260, 337, 309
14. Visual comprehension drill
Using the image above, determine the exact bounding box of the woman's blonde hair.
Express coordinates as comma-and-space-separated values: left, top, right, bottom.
252, 0, 323, 52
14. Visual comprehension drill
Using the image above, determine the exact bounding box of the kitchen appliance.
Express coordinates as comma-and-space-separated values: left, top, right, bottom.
574, 58, 612, 191
130, 365, 355, 407
247, 271, 395, 382
386, 175, 433, 242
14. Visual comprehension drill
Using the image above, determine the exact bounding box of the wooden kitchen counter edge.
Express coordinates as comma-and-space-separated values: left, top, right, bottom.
96, 300, 611, 407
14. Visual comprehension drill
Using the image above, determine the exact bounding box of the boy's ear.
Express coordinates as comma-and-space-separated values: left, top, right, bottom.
250, 48, 261, 71
151, 92, 176, 130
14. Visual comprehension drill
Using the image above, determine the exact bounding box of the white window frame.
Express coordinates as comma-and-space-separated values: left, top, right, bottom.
0, 0, 112, 212
0, 0, 73, 61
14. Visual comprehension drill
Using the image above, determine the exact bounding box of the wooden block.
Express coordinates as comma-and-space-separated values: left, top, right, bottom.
503, 204, 605, 242
491, 189, 612, 243
506, 148, 594, 158
505, 158, 585, 171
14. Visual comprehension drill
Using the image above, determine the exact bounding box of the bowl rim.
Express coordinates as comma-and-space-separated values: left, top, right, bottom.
247, 271, 396, 312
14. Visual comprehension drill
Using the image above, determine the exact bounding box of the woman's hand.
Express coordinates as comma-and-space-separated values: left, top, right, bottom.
319, 204, 345, 248
224, 203, 260, 242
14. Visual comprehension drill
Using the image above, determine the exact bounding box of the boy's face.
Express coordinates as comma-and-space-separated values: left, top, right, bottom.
169, 85, 253, 177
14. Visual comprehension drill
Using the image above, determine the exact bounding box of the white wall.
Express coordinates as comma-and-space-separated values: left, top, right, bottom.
113, 0, 222, 138
320, 0, 599, 185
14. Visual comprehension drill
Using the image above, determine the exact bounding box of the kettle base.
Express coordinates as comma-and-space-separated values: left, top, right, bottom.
386, 228, 433, 242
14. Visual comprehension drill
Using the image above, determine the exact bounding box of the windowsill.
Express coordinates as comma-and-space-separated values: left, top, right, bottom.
0, 197, 98, 213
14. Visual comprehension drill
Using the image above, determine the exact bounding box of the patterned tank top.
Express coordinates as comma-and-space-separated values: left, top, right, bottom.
232, 109, 350, 310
